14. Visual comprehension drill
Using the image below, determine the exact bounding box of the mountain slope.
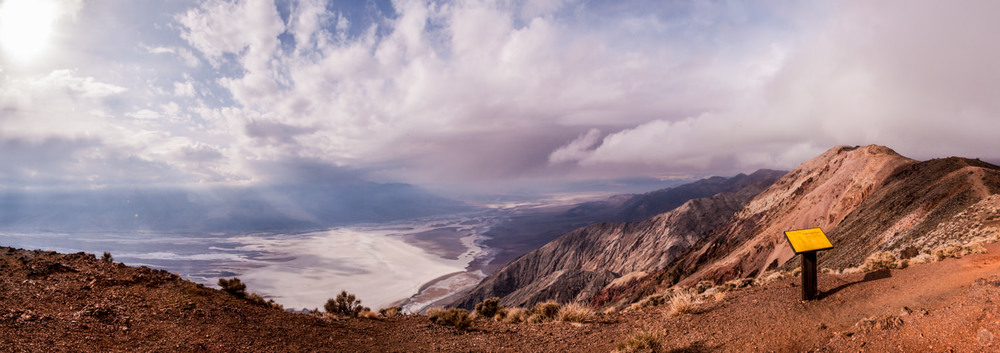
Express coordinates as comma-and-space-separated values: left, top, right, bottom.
455, 170, 784, 308
479, 170, 787, 272
656, 145, 1000, 289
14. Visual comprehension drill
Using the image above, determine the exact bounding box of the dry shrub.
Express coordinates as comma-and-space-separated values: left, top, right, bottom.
358, 309, 381, 319
790, 267, 802, 277
965, 242, 988, 255
841, 267, 863, 275
694, 280, 714, 294
934, 244, 963, 261
500, 307, 526, 324
325, 290, 366, 317
909, 253, 935, 265
247, 293, 283, 310
861, 251, 898, 272
896, 259, 909, 269
630, 294, 667, 311
668, 293, 698, 317
475, 297, 503, 320
755, 271, 784, 285
427, 308, 472, 330
526, 301, 561, 323
614, 328, 662, 353
218, 277, 247, 298
379, 306, 402, 317
712, 291, 727, 302
556, 302, 595, 323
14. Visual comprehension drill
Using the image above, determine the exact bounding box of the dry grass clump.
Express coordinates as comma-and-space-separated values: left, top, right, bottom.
379, 306, 402, 317
694, 280, 715, 294
614, 328, 663, 353
498, 307, 527, 324
556, 302, 595, 323
668, 292, 699, 316
526, 301, 561, 323
909, 253, 935, 265
630, 294, 667, 311
965, 241, 988, 255
426, 308, 472, 330
754, 271, 785, 285
861, 251, 898, 272
934, 244, 963, 261
358, 308, 381, 319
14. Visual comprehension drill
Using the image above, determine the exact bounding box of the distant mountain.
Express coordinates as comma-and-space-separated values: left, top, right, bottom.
478, 170, 787, 273
0, 183, 470, 233
455, 170, 785, 308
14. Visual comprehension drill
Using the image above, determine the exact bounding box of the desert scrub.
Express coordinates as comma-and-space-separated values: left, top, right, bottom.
630, 294, 667, 311
861, 251, 898, 272
379, 306, 402, 317
668, 292, 698, 316
526, 301, 561, 323
475, 297, 503, 319
614, 328, 663, 353
101, 252, 114, 263
556, 302, 595, 323
499, 307, 527, 324
934, 244, 963, 261
218, 277, 248, 298
358, 308, 380, 319
325, 290, 368, 317
426, 308, 472, 330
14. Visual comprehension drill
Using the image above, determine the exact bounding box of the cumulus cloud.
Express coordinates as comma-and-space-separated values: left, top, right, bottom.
6, 0, 1000, 193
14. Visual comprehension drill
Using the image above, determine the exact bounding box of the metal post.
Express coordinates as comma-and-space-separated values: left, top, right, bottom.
801, 251, 818, 300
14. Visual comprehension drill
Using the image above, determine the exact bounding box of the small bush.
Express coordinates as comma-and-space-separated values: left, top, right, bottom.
526, 301, 561, 323
861, 251, 898, 272
247, 292, 283, 310
101, 252, 114, 263
379, 306, 402, 317
556, 302, 595, 323
965, 242, 988, 255
934, 244, 963, 261
218, 277, 247, 298
427, 308, 472, 330
909, 253, 935, 265
358, 308, 380, 319
325, 290, 366, 317
614, 329, 662, 353
669, 293, 698, 316
694, 280, 714, 294
500, 307, 526, 324
475, 297, 503, 319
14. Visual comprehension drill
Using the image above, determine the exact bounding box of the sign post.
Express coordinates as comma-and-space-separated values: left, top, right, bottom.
784, 228, 833, 301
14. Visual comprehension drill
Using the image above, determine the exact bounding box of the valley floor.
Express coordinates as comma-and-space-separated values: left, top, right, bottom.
2, 243, 1000, 352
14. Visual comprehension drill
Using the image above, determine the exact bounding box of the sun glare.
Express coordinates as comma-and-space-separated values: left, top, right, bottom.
0, 0, 60, 62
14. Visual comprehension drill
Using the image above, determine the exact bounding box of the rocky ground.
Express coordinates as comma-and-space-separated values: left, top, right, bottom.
2, 243, 1000, 352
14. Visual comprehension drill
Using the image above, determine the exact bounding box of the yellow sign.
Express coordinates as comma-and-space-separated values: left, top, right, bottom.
784, 228, 833, 254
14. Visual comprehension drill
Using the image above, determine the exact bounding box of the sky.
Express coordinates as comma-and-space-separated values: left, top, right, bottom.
2, 0, 1000, 195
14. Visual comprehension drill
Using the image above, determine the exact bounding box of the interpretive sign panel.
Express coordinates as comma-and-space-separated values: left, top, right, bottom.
784, 227, 834, 254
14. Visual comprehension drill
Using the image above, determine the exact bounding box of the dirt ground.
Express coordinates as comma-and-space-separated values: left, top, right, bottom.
2, 243, 999, 352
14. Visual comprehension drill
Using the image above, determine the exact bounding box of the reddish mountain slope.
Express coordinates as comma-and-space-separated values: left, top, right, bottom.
453, 170, 784, 308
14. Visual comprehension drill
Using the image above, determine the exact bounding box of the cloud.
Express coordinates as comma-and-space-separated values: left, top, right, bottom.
7, 0, 1000, 194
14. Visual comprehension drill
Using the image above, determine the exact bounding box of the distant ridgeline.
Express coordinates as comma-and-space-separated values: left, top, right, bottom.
0, 183, 471, 233
454, 145, 1000, 310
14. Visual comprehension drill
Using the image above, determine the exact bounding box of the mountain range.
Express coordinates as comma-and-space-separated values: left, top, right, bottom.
455, 145, 1000, 309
